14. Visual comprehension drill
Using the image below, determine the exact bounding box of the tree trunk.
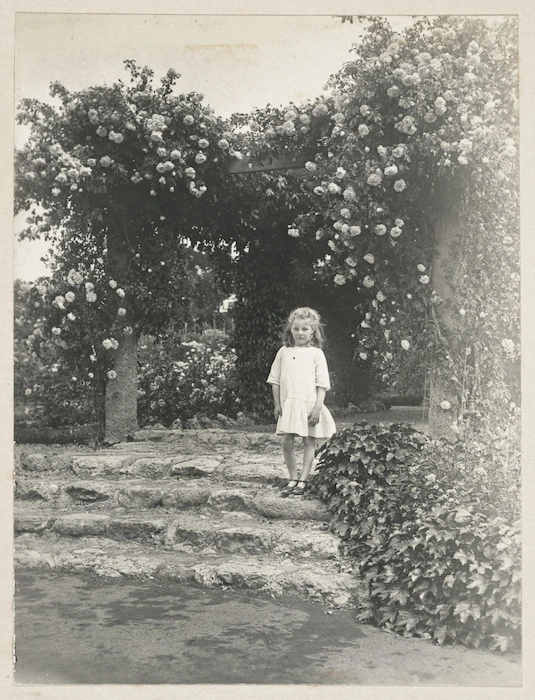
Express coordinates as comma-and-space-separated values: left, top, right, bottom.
428, 181, 464, 439
104, 221, 139, 444
104, 330, 139, 443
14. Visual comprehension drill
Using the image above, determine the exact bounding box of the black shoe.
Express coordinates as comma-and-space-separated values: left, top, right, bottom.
281, 480, 298, 497
291, 480, 308, 496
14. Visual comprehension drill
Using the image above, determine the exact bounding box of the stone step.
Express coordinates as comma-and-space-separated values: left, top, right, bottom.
15, 478, 330, 521
132, 427, 281, 448
15, 507, 340, 560
15, 534, 363, 608
16, 449, 287, 484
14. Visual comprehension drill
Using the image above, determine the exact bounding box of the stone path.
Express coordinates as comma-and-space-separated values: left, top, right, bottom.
15, 427, 365, 608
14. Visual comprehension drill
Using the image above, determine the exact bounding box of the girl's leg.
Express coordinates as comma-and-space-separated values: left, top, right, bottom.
281, 433, 298, 481
300, 436, 316, 482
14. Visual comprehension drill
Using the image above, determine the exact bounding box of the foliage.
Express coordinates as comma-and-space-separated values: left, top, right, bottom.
236, 16, 519, 430
313, 422, 521, 652
14, 274, 232, 434
137, 333, 239, 426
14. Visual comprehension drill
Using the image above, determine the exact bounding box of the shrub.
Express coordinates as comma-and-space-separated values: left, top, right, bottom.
313, 422, 521, 652
137, 333, 239, 426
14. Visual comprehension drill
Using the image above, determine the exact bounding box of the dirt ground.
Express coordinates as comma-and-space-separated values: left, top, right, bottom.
14, 570, 520, 687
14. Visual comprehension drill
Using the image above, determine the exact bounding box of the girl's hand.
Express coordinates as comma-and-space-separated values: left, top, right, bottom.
308, 405, 321, 425
274, 405, 282, 421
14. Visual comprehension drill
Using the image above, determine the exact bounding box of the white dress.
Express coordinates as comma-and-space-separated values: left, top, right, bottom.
266, 346, 337, 439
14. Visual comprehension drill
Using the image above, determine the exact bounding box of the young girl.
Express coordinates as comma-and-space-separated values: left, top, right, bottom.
267, 307, 336, 497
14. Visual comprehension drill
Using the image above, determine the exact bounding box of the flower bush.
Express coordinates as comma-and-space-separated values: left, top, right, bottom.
312, 422, 521, 652
137, 333, 239, 425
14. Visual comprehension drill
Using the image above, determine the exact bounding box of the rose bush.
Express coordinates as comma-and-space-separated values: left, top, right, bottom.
137, 333, 239, 425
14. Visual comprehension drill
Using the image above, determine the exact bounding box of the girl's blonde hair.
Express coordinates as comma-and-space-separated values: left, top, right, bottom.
282, 307, 326, 348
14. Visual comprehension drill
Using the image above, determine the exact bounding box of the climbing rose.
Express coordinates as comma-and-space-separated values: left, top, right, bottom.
401, 339, 410, 350
343, 187, 356, 201
363, 253, 375, 264
65, 291, 75, 303
117, 308, 126, 316
67, 269, 84, 286
109, 280, 118, 289
86, 292, 97, 303
393, 179, 407, 192
359, 352, 368, 360
305, 161, 317, 172
328, 183, 341, 194
419, 275, 430, 284
340, 208, 351, 219
376, 291, 386, 302
363, 276, 374, 288
67, 312, 76, 321
349, 226, 361, 235
51, 327, 61, 336
367, 173, 382, 186
107, 370, 117, 380
417, 264, 426, 272
390, 227, 402, 238
358, 124, 370, 137
287, 228, 300, 238
334, 274, 346, 285
375, 224, 387, 236
501, 338, 515, 354
440, 400, 451, 410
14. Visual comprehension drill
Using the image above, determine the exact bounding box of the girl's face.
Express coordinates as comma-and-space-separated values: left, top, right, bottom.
291, 319, 314, 346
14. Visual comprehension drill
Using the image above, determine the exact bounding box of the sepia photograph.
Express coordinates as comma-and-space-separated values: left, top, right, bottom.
6, 1, 530, 695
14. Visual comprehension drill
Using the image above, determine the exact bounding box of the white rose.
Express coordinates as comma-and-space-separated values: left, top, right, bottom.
440, 400, 451, 410
401, 339, 410, 350
363, 254, 375, 264
419, 275, 430, 284
362, 276, 375, 288
417, 264, 426, 272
